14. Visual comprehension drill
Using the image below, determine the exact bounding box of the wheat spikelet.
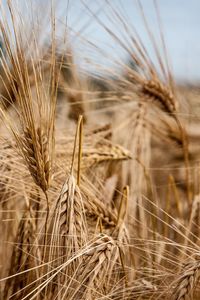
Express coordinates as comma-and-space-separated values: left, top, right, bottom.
68, 234, 122, 299
56, 133, 131, 171
45, 174, 88, 296
22, 127, 50, 192
142, 79, 178, 114
83, 190, 117, 228
54, 174, 87, 254
83, 191, 118, 239
83, 141, 132, 165
0, 1, 57, 194
172, 258, 200, 300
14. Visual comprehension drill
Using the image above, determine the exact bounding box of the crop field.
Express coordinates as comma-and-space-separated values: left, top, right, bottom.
0, 1, 200, 299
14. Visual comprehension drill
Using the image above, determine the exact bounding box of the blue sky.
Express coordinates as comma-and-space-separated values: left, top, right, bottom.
2, 0, 200, 82
57, 0, 200, 82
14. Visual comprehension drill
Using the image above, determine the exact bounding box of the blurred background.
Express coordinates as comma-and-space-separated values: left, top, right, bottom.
2, 0, 200, 82
57, 0, 200, 83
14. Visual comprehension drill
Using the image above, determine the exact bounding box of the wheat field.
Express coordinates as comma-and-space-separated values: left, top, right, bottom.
0, 1, 200, 299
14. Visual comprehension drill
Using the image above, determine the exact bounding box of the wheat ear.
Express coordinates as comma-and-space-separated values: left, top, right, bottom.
172, 258, 200, 300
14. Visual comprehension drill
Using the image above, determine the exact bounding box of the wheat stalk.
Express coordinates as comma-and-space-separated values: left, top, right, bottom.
4, 202, 40, 299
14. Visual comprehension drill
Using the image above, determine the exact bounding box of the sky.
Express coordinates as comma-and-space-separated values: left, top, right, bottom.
2, 0, 200, 82
58, 0, 200, 82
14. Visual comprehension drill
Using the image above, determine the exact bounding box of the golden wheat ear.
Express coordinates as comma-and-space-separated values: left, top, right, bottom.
0, 0, 58, 194
43, 116, 88, 297
66, 234, 122, 299
0, 58, 57, 195
0, 53, 58, 264
171, 257, 200, 300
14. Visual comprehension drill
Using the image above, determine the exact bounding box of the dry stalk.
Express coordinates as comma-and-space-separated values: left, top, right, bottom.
112, 186, 135, 282
58, 49, 86, 121
114, 103, 151, 257
110, 278, 157, 299
183, 195, 200, 258
189, 197, 200, 243
4, 202, 40, 300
